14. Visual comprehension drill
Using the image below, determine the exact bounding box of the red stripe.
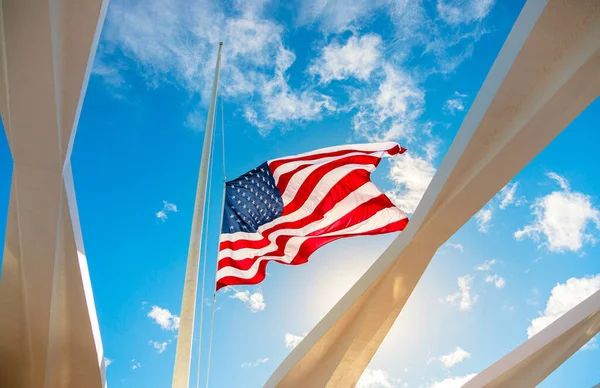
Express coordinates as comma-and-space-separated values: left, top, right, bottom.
268, 144, 402, 174
281, 155, 381, 216
220, 168, 371, 252
216, 218, 408, 290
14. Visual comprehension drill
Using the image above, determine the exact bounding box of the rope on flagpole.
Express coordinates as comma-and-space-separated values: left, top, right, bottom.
194, 99, 218, 388
204, 96, 227, 388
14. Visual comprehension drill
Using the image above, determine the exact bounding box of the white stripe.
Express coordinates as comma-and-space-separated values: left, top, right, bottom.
268, 141, 400, 172
219, 182, 384, 260
217, 207, 405, 281
272, 150, 387, 185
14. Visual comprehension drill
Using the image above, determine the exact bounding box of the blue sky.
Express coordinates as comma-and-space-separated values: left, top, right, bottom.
2, 0, 600, 387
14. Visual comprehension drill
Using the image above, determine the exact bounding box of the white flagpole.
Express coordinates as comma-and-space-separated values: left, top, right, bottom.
172, 42, 223, 388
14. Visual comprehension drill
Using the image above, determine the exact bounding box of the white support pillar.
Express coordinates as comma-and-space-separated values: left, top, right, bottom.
266, 0, 600, 386
464, 289, 600, 387
0, 0, 109, 387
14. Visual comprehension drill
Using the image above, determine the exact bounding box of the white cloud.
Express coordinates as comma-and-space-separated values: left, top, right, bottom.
499, 181, 522, 209
527, 275, 600, 338
475, 207, 492, 233
285, 333, 306, 349
443, 275, 477, 311
386, 143, 437, 214
241, 357, 269, 368
148, 305, 180, 331
446, 243, 464, 252
99, 0, 335, 134
104, 358, 112, 367
429, 373, 477, 388
515, 173, 600, 253
148, 340, 170, 354
296, 0, 381, 34
230, 289, 266, 312
156, 200, 178, 221
298, 0, 490, 75
437, 346, 471, 368
475, 259, 496, 271
484, 274, 505, 288
309, 34, 382, 84
353, 64, 425, 142
437, 0, 495, 25
444, 92, 468, 115
357, 368, 398, 388
131, 359, 141, 370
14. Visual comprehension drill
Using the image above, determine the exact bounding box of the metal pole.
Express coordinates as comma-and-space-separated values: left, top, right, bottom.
172, 42, 223, 388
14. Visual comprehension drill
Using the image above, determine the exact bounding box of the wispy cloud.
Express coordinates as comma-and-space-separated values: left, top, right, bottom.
484, 274, 505, 288
104, 358, 113, 367
229, 289, 266, 312
309, 34, 382, 84
446, 243, 464, 252
357, 368, 399, 388
148, 340, 170, 354
444, 91, 468, 115
284, 333, 306, 349
442, 275, 477, 311
147, 305, 180, 331
475, 259, 496, 271
97, 0, 335, 134
499, 181, 522, 209
436, 346, 471, 368
429, 373, 477, 388
352, 63, 425, 143
131, 359, 141, 370
475, 207, 492, 233
156, 200, 178, 222
241, 357, 269, 368
437, 0, 495, 25
515, 173, 600, 253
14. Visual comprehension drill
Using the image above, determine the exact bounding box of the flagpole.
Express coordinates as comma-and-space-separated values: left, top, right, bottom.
172, 42, 223, 388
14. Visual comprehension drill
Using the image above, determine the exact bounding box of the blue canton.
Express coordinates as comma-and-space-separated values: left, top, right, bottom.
222, 162, 283, 233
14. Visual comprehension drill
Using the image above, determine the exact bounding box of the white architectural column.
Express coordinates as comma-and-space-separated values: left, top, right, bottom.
0, 0, 109, 387
267, 0, 600, 386
464, 289, 600, 387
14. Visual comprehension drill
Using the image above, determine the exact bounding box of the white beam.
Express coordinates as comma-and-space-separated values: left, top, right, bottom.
464, 289, 600, 387
0, 0, 109, 387
266, 0, 600, 386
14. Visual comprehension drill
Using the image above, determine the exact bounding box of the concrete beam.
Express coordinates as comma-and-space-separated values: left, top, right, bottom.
266, 0, 600, 386
464, 289, 600, 387
0, 0, 109, 387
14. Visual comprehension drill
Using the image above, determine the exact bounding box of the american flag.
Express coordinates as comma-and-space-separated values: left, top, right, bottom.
216, 142, 409, 290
